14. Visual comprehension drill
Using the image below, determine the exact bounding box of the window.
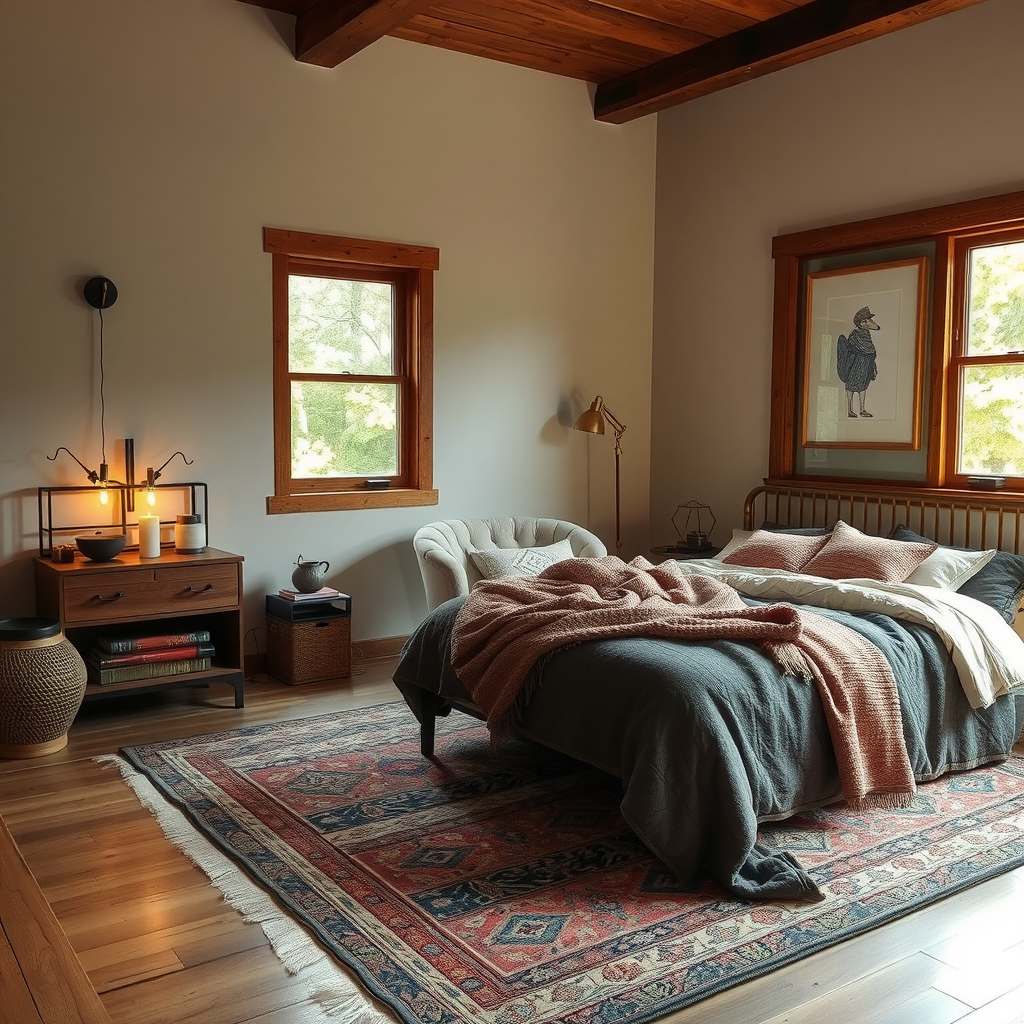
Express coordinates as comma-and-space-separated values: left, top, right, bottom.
950, 232, 1024, 484
769, 189, 1024, 492
264, 228, 439, 512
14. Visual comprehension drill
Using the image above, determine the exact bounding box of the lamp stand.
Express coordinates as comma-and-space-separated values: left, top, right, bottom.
613, 433, 622, 555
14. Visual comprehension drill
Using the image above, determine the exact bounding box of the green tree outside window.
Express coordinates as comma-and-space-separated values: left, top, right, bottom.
960, 241, 1024, 476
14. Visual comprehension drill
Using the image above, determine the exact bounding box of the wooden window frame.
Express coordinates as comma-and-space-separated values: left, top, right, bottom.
769, 189, 1024, 495
947, 227, 1024, 491
263, 228, 439, 513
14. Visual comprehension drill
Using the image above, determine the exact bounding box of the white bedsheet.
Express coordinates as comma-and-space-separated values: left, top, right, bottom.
676, 559, 1024, 709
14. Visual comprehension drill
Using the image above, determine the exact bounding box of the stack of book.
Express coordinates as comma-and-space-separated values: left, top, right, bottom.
87, 629, 215, 686
277, 585, 344, 602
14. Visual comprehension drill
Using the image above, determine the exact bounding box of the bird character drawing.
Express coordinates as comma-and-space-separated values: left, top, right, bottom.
837, 306, 880, 417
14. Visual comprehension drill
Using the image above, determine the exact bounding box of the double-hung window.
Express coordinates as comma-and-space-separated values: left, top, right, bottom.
264, 229, 439, 512
949, 231, 1024, 486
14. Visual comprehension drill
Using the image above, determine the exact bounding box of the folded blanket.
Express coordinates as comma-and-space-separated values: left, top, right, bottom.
452, 555, 915, 810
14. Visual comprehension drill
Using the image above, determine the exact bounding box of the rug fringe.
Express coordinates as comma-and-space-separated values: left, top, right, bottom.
94, 755, 396, 1023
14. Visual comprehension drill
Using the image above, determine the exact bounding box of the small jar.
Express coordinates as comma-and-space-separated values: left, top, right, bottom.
174, 514, 206, 554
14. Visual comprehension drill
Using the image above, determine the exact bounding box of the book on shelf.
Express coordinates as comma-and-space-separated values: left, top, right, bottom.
87, 656, 213, 686
277, 586, 346, 602
96, 629, 212, 654
88, 642, 215, 670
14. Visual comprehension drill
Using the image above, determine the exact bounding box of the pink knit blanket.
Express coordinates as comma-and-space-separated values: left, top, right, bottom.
451, 556, 915, 810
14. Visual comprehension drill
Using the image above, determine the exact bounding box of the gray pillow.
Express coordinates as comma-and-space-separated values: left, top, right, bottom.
760, 521, 831, 537
889, 524, 1024, 623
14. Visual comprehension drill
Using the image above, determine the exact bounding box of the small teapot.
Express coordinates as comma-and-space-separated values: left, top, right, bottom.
291, 555, 330, 594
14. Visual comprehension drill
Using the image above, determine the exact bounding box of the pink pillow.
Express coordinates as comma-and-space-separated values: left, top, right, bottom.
721, 529, 830, 571
801, 521, 936, 583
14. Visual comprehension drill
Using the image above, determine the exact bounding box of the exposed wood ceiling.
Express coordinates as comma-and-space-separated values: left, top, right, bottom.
236, 0, 986, 123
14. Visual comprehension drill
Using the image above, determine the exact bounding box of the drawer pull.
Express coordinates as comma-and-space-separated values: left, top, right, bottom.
186, 583, 215, 594
95, 591, 126, 603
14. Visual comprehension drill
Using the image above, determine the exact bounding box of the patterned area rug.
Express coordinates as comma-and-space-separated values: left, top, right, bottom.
118, 702, 1024, 1024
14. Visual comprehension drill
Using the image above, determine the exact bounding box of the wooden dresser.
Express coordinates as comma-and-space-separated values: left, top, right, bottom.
34, 548, 245, 708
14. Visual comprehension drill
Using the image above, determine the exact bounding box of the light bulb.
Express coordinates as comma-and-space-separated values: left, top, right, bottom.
146, 487, 156, 506
99, 485, 109, 506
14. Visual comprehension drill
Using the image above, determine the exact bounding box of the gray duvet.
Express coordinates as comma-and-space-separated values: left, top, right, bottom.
392, 595, 1024, 901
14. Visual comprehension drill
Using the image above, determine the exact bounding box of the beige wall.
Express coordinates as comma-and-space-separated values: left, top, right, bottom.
0, 1, 656, 642
651, 0, 1024, 549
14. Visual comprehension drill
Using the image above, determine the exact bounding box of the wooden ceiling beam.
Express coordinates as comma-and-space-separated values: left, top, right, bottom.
593, 0, 986, 123
295, 0, 439, 66
394, 17, 637, 81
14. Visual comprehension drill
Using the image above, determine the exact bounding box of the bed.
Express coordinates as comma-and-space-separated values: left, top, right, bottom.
392, 482, 1024, 901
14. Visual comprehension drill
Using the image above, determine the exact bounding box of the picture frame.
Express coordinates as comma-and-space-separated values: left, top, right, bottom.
801, 257, 928, 450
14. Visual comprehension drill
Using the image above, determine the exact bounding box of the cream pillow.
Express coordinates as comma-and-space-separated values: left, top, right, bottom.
904, 546, 997, 590
470, 538, 576, 580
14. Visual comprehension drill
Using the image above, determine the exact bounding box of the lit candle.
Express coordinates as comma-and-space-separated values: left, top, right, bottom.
138, 515, 161, 558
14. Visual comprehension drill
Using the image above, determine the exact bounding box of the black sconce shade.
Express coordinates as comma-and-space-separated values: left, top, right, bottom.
84, 276, 117, 309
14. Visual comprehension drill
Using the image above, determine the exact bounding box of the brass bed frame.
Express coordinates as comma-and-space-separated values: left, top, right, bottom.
743, 480, 1024, 639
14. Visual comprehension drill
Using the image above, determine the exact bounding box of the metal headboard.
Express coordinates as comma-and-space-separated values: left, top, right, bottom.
744, 481, 1024, 555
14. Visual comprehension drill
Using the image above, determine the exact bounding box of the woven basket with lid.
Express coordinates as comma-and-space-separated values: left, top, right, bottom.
0, 618, 88, 758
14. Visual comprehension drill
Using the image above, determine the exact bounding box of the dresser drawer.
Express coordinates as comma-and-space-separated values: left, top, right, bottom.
62, 563, 240, 625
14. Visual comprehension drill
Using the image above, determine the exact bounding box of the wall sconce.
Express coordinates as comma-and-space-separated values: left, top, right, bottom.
50, 439, 194, 511
573, 394, 626, 555
47, 276, 121, 503
46, 446, 118, 502
47, 277, 193, 510
672, 500, 716, 551
132, 443, 194, 510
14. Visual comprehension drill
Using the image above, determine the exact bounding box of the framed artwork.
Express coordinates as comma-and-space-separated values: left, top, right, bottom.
801, 257, 928, 450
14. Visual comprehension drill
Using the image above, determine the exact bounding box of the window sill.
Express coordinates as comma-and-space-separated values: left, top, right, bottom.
266, 489, 439, 514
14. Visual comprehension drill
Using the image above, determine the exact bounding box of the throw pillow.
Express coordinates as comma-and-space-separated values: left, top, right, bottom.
470, 538, 576, 580
801, 521, 936, 583
721, 528, 830, 571
890, 524, 1024, 623
760, 521, 831, 536
904, 545, 997, 590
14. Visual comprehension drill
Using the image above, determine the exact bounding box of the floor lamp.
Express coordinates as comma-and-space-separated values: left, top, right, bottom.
573, 395, 626, 555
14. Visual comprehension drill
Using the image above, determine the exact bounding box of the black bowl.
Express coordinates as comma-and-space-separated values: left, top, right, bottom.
75, 533, 128, 562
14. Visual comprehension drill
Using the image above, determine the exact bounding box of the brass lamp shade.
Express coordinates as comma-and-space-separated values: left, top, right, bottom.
573, 397, 606, 435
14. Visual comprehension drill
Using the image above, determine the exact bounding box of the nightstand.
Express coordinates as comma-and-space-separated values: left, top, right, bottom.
265, 594, 351, 685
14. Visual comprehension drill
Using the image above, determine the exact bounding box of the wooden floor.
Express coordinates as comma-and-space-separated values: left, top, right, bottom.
1, 658, 1023, 1024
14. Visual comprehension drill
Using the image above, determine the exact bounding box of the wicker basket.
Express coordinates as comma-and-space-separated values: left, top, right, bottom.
267, 615, 351, 685
0, 618, 88, 758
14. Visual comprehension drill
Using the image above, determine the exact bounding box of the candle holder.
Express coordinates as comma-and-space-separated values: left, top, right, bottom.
175, 514, 207, 554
